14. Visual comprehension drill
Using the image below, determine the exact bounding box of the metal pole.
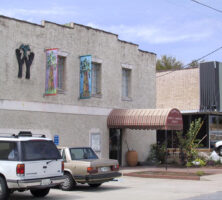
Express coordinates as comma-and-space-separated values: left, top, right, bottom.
165, 130, 168, 171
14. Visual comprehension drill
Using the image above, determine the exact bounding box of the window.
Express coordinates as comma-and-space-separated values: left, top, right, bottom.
69, 147, 98, 160
92, 63, 101, 96
122, 68, 131, 99
21, 140, 61, 161
0, 141, 18, 161
57, 56, 66, 92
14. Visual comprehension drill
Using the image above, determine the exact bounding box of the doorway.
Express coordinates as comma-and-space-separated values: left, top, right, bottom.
109, 128, 122, 165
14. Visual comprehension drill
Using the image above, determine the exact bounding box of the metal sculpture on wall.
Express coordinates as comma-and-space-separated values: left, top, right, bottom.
15, 44, 35, 79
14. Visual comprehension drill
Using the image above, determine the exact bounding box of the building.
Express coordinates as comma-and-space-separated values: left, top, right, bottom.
0, 15, 158, 166
156, 62, 222, 149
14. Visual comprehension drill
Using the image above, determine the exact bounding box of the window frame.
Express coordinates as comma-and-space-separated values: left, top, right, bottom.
57, 55, 66, 94
91, 62, 102, 97
122, 67, 132, 101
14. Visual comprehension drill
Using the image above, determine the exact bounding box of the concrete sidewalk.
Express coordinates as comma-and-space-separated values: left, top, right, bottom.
120, 166, 222, 181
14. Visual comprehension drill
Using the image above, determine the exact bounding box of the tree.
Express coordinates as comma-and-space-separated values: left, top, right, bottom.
156, 55, 183, 71
177, 118, 204, 166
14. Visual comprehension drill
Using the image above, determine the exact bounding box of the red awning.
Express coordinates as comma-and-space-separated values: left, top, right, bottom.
107, 108, 183, 130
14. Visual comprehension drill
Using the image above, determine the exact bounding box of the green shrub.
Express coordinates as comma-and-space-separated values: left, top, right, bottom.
196, 171, 205, 176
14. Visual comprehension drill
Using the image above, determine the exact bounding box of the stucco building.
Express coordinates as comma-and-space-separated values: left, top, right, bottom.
0, 15, 157, 166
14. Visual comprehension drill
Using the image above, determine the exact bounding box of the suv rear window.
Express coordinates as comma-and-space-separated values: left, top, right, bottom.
0, 141, 18, 161
21, 140, 61, 161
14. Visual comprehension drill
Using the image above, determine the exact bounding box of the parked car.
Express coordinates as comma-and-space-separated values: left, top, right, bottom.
0, 131, 65, 200
58, 146, 122, 190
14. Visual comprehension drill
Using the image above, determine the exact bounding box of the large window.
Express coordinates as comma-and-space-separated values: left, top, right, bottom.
21, 140, 61, 161
92, 63, 101, 96
57, 56, 66, 93
209, 115, 222, 147
122, 68, 131, 99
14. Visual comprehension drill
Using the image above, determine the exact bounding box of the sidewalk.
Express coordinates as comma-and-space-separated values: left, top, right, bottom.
120, 166, 222, 181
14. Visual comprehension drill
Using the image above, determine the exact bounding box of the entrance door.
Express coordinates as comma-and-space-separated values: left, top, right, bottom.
109, 129, 122, 165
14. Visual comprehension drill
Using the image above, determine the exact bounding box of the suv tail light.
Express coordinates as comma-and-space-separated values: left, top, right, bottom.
87, 167, 98, 174
62, 161, 64, 172
111, 164, 119, 171
16, 164, 25, 175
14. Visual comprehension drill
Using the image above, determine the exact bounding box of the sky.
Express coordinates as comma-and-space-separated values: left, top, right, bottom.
0, 0, 222, 65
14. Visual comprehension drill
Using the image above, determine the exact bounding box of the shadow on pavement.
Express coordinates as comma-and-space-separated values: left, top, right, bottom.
181, 191, 222, 200
9, 191, 82, 200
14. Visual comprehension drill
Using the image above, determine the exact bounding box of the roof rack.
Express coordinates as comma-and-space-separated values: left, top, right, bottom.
0, 132, 46, 138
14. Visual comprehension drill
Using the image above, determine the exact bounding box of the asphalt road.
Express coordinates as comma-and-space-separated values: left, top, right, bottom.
9, 176, 222, 200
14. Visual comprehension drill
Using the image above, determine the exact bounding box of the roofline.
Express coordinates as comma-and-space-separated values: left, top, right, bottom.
0, 15, 155, 55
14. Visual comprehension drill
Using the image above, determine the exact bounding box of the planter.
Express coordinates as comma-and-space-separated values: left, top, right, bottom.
126, 150, 138, 167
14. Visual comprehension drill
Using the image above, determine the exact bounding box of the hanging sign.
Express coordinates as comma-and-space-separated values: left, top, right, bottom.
45, 48, 58, 95
80, 55, 92, 99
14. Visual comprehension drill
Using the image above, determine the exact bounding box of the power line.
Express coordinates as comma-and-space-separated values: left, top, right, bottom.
156, 46, 222, 78
190, 0, 222, 14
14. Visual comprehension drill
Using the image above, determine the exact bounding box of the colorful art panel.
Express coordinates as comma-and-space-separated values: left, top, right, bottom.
80, 55, 92, 99
45, 48, 58, 95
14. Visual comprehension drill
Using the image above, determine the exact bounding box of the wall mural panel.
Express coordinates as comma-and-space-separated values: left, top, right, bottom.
80, 55, 92, 99
45, 48, 58, 96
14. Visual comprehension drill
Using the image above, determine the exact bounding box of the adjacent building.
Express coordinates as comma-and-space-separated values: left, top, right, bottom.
156, 62, 222, 149
0, 15, 157, 166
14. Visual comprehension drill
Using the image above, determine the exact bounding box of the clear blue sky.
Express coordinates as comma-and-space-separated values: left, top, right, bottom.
1, 0, 222, 65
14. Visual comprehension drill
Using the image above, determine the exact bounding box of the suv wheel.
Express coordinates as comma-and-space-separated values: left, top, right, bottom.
88, 183, 102, 188
60, 173, 76, 191
30, 188, 50, 197
0, 176, 9, 200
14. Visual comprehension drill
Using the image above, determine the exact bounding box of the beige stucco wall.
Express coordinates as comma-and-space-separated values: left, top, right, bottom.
0, 16, 156, 109
156, 68, 200, 111
0, 16, 156, 165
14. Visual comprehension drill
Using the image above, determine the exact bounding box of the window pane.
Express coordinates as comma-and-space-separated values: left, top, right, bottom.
122, 69, 130, 98
57, 56, 65, 90
69, 148, 98, 160
0, 142, 18, 161
22, 140, 61, 161
92, 63, 101, 95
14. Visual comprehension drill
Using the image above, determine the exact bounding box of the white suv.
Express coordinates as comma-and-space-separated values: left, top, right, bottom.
0, 131, 65, 200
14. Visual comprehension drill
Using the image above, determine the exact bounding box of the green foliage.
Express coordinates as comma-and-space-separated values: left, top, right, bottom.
177, 118, 204, 166
156, 55, 183, 71
196, 171, 205, 176
147, 144, 166, 164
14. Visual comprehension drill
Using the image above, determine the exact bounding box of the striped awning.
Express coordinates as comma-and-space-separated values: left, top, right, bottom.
107, 108, 183, 130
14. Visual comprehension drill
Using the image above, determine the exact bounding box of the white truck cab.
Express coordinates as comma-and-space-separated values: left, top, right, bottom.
0, 131, 65, 200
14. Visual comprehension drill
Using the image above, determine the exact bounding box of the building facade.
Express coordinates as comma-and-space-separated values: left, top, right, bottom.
156, 62, 222, 149
0, 15, 156, 166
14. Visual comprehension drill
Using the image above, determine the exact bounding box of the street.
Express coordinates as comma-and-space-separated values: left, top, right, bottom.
9, 176, 222, 200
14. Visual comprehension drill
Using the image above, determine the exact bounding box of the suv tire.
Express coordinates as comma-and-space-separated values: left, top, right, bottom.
30, 188, 50, 197
60, 173, 76, 191
0, 176, 9, 200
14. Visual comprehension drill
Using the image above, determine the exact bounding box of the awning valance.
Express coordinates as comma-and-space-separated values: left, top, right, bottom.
107, 108, 183, 130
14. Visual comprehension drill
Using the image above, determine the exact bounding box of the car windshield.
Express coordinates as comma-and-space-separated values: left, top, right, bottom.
69, 147, 98, 160
21, 140, 61, 161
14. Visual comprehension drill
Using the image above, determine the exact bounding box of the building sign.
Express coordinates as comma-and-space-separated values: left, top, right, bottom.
91, 133, 101, 152
54, 135, 59, 145
15, 44, 35, 79
45, 49, 58, 95
80, 55, 92, 99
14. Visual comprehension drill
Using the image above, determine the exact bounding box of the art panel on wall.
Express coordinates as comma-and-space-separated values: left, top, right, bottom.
45, 48, 58, 95
80, 55, 92, 99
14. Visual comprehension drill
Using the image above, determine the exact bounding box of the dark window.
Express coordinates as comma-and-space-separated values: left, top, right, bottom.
0, 141, 18, 161
21, 140, 61, 161
69, 148, 98, 160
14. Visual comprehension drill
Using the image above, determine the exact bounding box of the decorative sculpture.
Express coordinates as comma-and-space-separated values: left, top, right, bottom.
15, 44, 35, 79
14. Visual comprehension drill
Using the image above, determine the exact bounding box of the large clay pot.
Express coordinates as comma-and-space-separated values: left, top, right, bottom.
126, 150, 138, 167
